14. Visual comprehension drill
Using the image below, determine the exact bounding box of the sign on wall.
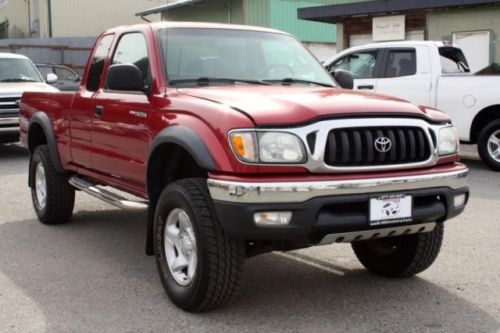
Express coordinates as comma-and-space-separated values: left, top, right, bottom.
0, 0, 8, 9
373, 15, 405, 42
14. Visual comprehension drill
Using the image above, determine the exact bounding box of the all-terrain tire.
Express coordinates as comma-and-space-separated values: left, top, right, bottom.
478, 119, 500, 171
352, 223, 444, 278
30, 145, 75, 224
154, 178, 244, 312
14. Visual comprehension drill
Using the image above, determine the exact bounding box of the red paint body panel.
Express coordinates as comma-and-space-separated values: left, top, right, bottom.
18, 23, 461, 200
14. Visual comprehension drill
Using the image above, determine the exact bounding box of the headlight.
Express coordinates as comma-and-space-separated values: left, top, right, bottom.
229, 131, 306, 164
438, 126, 459, 155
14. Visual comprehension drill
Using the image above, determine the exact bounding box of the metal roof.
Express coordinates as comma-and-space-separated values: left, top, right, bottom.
136, 0, 205, 17
299, 0, 500, 23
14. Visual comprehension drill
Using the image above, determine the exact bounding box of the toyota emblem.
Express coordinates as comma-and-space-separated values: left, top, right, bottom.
374, 137, 392, 153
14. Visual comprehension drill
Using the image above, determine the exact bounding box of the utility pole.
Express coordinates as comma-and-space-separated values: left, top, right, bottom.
27, 0, 31, 37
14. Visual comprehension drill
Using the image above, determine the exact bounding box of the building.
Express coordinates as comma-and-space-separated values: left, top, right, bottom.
0, 0, 166, 39
136, 0, 338, 61
298, 0, 500, 73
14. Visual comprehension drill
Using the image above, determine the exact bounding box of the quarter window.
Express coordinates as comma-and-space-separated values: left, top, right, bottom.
385, 49, 417, 77
86, 34, 114, 91
328, 51, 378, 79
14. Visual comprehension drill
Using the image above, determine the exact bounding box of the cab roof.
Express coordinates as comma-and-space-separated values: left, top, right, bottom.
103, 21, 289, 36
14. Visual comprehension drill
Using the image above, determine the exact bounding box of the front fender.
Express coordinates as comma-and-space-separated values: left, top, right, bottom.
28, 112, 63, 173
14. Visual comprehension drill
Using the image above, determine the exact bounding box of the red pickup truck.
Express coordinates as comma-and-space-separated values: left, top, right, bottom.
20, 22, 469, 312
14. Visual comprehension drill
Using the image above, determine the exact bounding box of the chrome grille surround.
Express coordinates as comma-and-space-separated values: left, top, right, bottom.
230, 118, 453, 173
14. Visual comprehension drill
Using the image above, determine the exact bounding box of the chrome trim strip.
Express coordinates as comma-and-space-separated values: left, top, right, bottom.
0, 117, 19, 126
229, 118, 452, 173
0, 126, 19, 133
319, 222, 436, 245
207, 169, 468, 204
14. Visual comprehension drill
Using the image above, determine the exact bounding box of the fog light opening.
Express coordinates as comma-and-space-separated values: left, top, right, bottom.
254, 211, 292, 226
454, 194, 466, 208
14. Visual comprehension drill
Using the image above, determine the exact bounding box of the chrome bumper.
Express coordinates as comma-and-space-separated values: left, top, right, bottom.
207, 169, 469, 204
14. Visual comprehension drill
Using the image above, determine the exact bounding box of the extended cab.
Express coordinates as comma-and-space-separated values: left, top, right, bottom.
0, 53, 58, 143
325, 41, 500, 170
20, 23, 469, 312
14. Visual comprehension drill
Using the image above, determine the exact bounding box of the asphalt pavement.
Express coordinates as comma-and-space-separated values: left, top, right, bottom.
0, 143, 499, 333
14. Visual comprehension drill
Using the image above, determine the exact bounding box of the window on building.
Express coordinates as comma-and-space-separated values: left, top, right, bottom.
328, 51, 378, 79
86, 34, 114, 91
385, 49, 417, 77
111, 33, 150, 87
439, 47, 470, 74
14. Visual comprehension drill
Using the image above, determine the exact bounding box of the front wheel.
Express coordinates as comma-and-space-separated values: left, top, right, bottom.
154, 178, 244, 312
478, 119, 500, 171
30, 145, 75, 224
352, 223, 444, 278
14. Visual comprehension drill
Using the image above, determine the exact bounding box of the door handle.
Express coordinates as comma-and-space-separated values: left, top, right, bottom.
95, 105, 104, 117
357, 85, 374, 90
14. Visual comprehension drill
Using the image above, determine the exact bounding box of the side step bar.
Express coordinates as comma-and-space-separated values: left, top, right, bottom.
69, 176, 148, 210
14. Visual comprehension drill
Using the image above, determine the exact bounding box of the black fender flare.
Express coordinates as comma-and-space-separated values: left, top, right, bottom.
147, 126, 216, 175
145, 126, 216, 255
28, 112, 64, 179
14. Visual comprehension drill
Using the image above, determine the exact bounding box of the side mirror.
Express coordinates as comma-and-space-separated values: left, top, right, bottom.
106, 64, 144, 91
332, 69, 354, 90
46, 73, 58, 84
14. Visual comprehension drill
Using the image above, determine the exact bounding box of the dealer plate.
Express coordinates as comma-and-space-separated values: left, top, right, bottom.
369, 194, 412, 226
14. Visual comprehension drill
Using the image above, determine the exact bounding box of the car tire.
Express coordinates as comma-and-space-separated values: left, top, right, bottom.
154, 178, 244, 312
478, 119, 500, 171
30, 145, 75, 224
352, 223, 444, 278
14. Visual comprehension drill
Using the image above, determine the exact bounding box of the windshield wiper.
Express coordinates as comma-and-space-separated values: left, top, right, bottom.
0, 78, 38, 83
263, 78, 334, 87
169, 77, 270, 86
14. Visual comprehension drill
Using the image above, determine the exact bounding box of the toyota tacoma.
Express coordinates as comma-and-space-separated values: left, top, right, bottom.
20, 23, 469, 312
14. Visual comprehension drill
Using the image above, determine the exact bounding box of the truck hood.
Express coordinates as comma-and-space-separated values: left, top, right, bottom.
0, 82, 58, 96
178, 86, 447, 125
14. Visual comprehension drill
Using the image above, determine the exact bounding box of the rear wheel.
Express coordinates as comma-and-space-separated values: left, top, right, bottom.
154, 178, 244, 312
352, 223, 444, 278
478, 119, 500, 171
30, 145, 75, 224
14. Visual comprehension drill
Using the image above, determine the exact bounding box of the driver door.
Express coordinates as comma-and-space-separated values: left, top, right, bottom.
326, 49, 382, 92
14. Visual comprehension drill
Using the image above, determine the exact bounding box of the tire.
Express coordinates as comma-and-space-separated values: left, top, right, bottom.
352, 223, 444, 278
154, 178, 244, 312
30, 145, 75, 224
478, 119, 500, 171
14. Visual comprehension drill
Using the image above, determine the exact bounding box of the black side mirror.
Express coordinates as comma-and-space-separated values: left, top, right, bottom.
107, 64, 144, 91
332, 69, 354, 90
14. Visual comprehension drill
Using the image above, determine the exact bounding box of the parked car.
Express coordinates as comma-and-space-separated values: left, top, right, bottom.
0, 53, 58, 144
20, 23, 469, 312
324, 41, 500, 170
36, 63, 81, 91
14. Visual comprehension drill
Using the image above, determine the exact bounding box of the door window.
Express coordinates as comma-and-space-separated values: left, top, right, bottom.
385, 49, 417, 77
37, 66, 54, 78
111, 33, 150, 87
86, 34, 114, 91
55, 67, 78, 80
328, 51, 378, 79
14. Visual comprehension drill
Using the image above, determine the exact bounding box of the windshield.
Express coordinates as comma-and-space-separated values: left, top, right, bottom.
158, 28, 335, 87
439, 47, 470, 74
0, 58, 43, 83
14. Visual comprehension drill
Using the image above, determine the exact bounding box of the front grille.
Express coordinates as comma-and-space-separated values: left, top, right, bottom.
324, 126, 432, 167
0, 96, 20, 118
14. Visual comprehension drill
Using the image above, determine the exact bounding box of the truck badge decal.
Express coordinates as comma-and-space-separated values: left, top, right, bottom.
374, 137, 392, 153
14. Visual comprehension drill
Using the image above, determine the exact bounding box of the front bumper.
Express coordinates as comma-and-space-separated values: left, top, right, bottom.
208, 168, 469, 243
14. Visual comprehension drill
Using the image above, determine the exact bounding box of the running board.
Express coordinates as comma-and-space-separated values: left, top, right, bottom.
319, 222, 436, 245
69, 176, 148, 210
